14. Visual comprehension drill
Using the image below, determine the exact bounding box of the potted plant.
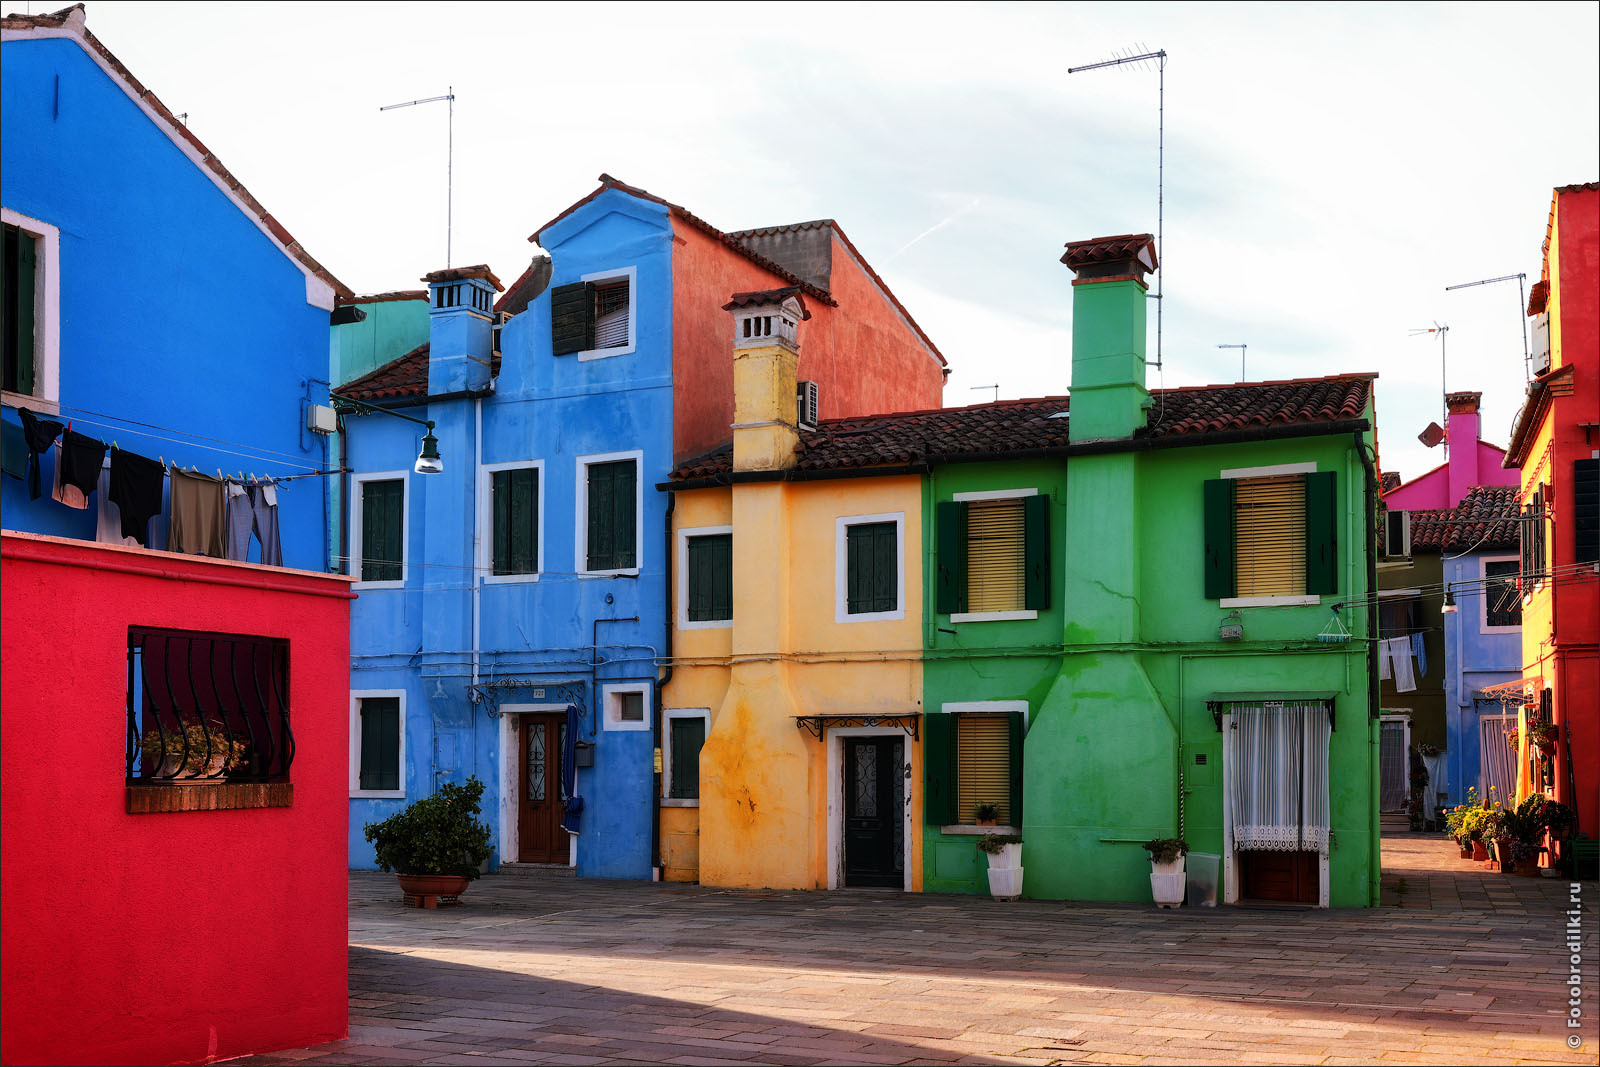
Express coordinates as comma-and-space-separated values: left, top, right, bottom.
972, 802, 1000, 827
363, 777, 493, 908
1533, 723, 1559, 756
1143, 837, 1188, 908
1444, 805, 1473, 858
976, 833, 1023, 900
139, 720, 248, 781
1544, 800, 1577, 841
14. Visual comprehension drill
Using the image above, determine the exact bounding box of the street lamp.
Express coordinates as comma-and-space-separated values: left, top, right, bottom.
331, 393, 444, 475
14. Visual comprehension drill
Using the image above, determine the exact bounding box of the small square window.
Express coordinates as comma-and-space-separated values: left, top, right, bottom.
603, 684, 651, 732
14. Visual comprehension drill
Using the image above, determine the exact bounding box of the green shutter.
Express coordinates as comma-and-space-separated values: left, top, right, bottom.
1006, 710, 1024, 827
360, 697, 400, 791
3, 225, 37, 397
550, 281, 593, 355
613, 460, 636, 568
1203, 479, 1236, 599
935, 501, 967, 615
873, 522, 896, 612
846, 521, 898, 614
1304, 470, 1338, 594
588, 460, 637, 570
1575, 459, 1599, 564
587, 462, 612, 569
669, 716, 705, 799
688, 533, 732, 622
492, 467, 539, 575
922, 712, 956, 825
1023, 493, 1051, 611
362, 479, 403, 582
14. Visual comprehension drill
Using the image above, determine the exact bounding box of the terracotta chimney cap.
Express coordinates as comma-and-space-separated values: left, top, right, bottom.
1446, 391, 1482, 415
421, 264, 504, 291
723, 286, 810, 319
1060, 233, 1158, 277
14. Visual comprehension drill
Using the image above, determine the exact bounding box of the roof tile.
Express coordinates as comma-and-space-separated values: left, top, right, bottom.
1408, 485, 1522, 551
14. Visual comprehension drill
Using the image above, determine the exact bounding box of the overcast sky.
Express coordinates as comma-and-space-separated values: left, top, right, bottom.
37, 1, 1600, 481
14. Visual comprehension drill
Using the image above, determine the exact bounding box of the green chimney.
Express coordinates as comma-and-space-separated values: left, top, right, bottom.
1061, 234, 1157, 442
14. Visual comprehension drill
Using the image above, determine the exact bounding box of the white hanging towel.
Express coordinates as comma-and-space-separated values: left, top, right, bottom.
1388, 636, 1416, 693
1378, 640, 1392, 680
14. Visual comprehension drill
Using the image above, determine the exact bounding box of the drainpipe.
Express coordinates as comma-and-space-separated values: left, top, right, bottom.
338, 414, 350, 576
1355, 429, 1382, 906
653, 490, 676, 881
472, 397, 483, 692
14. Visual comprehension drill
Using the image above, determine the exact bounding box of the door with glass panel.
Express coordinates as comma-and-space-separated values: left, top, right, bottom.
518, 713, 568, 863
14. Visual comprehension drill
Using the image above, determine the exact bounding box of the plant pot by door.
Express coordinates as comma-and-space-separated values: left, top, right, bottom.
1151, 872, 1185, 908
1472, 840, 1489, 861
986, 866, 1023, 900
986, 844, 1022, 870
396, 873, 469, 908
1152, 856, 1185, 877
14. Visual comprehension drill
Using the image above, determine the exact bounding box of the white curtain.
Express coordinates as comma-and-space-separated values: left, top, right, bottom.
1379, 721, 1408, 811
1480, 715, 1516, 804
1226, 702, 1332, 854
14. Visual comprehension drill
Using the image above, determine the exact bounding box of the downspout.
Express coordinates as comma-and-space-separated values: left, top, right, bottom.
653, 490, 676, 881
472, 397, 483, 692
1355, 429, 1382, 906
338, 415, 350, 576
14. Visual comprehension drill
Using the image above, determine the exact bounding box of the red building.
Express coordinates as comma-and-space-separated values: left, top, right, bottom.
1505, 181, 1598, 844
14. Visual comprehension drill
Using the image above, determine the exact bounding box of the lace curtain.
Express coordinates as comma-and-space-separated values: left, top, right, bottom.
1226, 702, 1332, 854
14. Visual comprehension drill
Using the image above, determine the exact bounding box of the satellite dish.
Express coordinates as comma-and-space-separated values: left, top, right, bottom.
1418, 422, 1445, 448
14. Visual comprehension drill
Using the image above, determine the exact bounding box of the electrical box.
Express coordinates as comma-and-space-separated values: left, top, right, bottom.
306, 404, 338, 435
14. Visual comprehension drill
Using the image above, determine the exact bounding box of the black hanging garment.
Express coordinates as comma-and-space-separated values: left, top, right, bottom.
16, 407, 64, 500
109, 447, 166, 545
58, 430, 107, 503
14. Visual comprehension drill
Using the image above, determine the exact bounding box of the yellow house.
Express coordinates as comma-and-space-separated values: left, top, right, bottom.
659, 289, 924, 890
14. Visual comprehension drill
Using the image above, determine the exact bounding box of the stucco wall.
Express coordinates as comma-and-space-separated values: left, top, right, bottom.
0, 533, 351, 1066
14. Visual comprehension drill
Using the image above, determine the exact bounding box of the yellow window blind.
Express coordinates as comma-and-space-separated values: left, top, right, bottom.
957, 714, 1012, 824
1234, 475, 1306, 597
966, 498, 1025, 612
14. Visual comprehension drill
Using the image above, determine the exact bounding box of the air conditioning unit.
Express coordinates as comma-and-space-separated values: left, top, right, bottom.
1530, 312, 1551, 376
796, 380, 819, 431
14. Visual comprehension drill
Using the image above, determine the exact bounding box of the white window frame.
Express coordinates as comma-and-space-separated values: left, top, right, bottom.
678, 525, 733, 629
576, 265, 637, 362
575, 449, 644, 576
1219, 461, 1321, 607
835, 511, 906, 623
1480, 554, 1522, 635
1382, 508, 1411, 558
938, 700, 1028, 833
478, 459, 545, 584
949, 488, 1038, 623
350, 470, 410, 589
1, 207, 61, 413
349, 689, 406, 799
662, 707, 711, 807
601, 681, 652, 733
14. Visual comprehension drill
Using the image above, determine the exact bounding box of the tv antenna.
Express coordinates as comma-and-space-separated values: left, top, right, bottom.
381, 87, 456, 267
1217, 343, 1247, 380
1068, 45, 1167, 370
1444, 273, 1529, 381
971, 384, 1000, 404
1409, 322, 1451, 438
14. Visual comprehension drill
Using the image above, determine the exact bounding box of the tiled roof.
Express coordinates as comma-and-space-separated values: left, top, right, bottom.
337, 344, 429, 402
1061, 233, 1159, 271
724, 287, 809, 317
1409, 485, 1521, 551
338, 290, 427, 306
422, 264, 503, 290
497, 255, 552, 316
1381, 471, 1403, 493
669, 373, 1375, 480
2, 5, 352, 301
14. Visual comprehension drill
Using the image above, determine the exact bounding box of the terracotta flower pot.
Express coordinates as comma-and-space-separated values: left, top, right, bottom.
1472, 840, 1489, 861
1459, 845, 1473, 859
396, 873, 470, 908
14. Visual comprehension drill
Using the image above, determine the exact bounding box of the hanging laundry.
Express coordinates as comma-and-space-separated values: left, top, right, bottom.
1410, 631, 1429, 679
1, 416, 27, 481
16, 407, 63, 500
110, 447, 166, 546
95, 465, 139, 546
55, 429, 107, 508
168, 467, 226, 557
225, 481, 282, 566
1387, 636, 1416, 693
51, 442, 88, 509
1378, 640, 1392, 680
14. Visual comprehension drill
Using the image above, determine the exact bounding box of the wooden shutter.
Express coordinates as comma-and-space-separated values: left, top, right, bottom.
957, 714, 1013, 824
687, 534, 732, 621
846, 521, 897, 614
668, 716, 705, 799
361, 479, 403, 582
1575, 459, 1599, 564
1234, 475, 1306, 597
1203, 478, 1236, 599
1023, 494, 1051, 611
587, 460, 636, 570
1006, 710, 1024, 827
922, 712, 956, 825
550, 282, 593, 355
492, 467, 539, 575
967, 499, 1025, 612
359, 697, 400, 791
1304, 470, 1337, 594
3, 224, 37, 396
612, 460, 636, 568
935, 501, 966, 614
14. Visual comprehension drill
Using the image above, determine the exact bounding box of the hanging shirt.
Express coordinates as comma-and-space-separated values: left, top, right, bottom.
168, 467, 226, 557
1410, 631, 1429, 679
96, 465, 139, 546
17, 407, 64, 500
110, 447, 166, 546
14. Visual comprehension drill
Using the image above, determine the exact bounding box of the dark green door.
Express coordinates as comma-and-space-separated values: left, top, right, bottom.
844, 738, 903, 888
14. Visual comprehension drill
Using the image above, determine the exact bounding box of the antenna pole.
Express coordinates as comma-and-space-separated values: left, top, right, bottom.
381, 88, 457, 267
1444, 272, 1529, 381
1217, 343, 1247, 380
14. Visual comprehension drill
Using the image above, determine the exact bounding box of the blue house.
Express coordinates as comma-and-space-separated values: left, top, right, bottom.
338, 175, 947, 878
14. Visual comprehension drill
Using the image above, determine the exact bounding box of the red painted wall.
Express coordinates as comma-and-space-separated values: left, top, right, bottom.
0, 533, 353, 1067
669, 221, 946, 463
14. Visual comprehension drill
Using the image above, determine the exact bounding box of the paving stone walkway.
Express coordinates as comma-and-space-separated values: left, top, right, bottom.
237, 836, 1597, 1066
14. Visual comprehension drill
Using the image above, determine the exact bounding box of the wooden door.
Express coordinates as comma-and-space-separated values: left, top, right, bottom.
844, 738, 901, 887
518, 714, 568, 863
1240, 850, 1317, 904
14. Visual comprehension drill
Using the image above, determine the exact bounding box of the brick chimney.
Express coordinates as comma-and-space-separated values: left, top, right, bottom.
1445, 390, 1482, 504
1060, 234, 1157, 441
423, 265, 503, 395
725, 287, 809, 472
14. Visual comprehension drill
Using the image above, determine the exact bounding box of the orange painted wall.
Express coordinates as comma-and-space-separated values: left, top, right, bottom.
669, 221, 946, 464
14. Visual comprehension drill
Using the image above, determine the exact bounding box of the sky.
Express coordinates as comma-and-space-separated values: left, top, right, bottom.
27, 1, 1600, 482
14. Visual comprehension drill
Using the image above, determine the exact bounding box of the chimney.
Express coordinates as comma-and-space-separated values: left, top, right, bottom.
1060, 234, 1158, 442
423, 265, 503, 395
725, 287, 809, 472
1445, 390, 1482, 505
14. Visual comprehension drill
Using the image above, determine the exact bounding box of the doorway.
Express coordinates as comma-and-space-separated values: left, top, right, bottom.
516, 712, 568, 864
1239, 850, 1319, 903
1379, 715, 1411, 813
843, 737, 904, 888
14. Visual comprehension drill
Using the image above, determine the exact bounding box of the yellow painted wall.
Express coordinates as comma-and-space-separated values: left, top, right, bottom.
664, 475, 925, 889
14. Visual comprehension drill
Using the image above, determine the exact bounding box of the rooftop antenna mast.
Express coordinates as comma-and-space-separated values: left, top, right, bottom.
381, 86, 456, 267
1409, 322, 1451, 444
1444, 273, 1530, 381
1217, 343, 1247, 380
970, 384, 1000, 404
1068, 45, 1167, 369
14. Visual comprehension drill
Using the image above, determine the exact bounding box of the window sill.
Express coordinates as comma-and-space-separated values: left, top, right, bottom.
949, 610, 1037, 623
353, 579, 405, 591
837, 609, 906, 624
577, 344, 636, 362
581, 568, 640, 578
126, 782, 292, 813
680, 618, 732, 630
939, 824, 1019, 836
350, 789, 406, 800
602, 720, 651, 732
660, 798, 699, 808
1219, 595, 1320, 608
483, 573, 542, 585
1, 389, 58, 416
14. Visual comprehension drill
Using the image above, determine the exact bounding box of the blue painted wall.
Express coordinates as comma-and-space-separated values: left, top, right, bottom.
345, 189, 674, 877
1441, 551, 1523, 805
1, 37, 331, 569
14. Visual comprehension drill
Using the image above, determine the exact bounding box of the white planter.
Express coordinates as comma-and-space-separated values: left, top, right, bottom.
1151, 872, 1185, 908
987, 866, 1023, 900
985, 843, 1022, 869
1151, 855, 1185, 876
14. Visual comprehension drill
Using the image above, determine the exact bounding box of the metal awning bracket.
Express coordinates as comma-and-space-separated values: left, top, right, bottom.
794, 713, 921, 740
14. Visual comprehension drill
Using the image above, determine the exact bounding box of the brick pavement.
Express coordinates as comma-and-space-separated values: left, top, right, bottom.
235, 835, 1597, 1066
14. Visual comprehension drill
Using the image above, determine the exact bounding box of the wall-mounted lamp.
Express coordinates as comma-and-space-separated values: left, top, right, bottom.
1441, 586, 1458, 614
331, 392, 443, 475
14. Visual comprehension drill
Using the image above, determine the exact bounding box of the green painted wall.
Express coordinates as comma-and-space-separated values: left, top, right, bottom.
330, 296, 430, 387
